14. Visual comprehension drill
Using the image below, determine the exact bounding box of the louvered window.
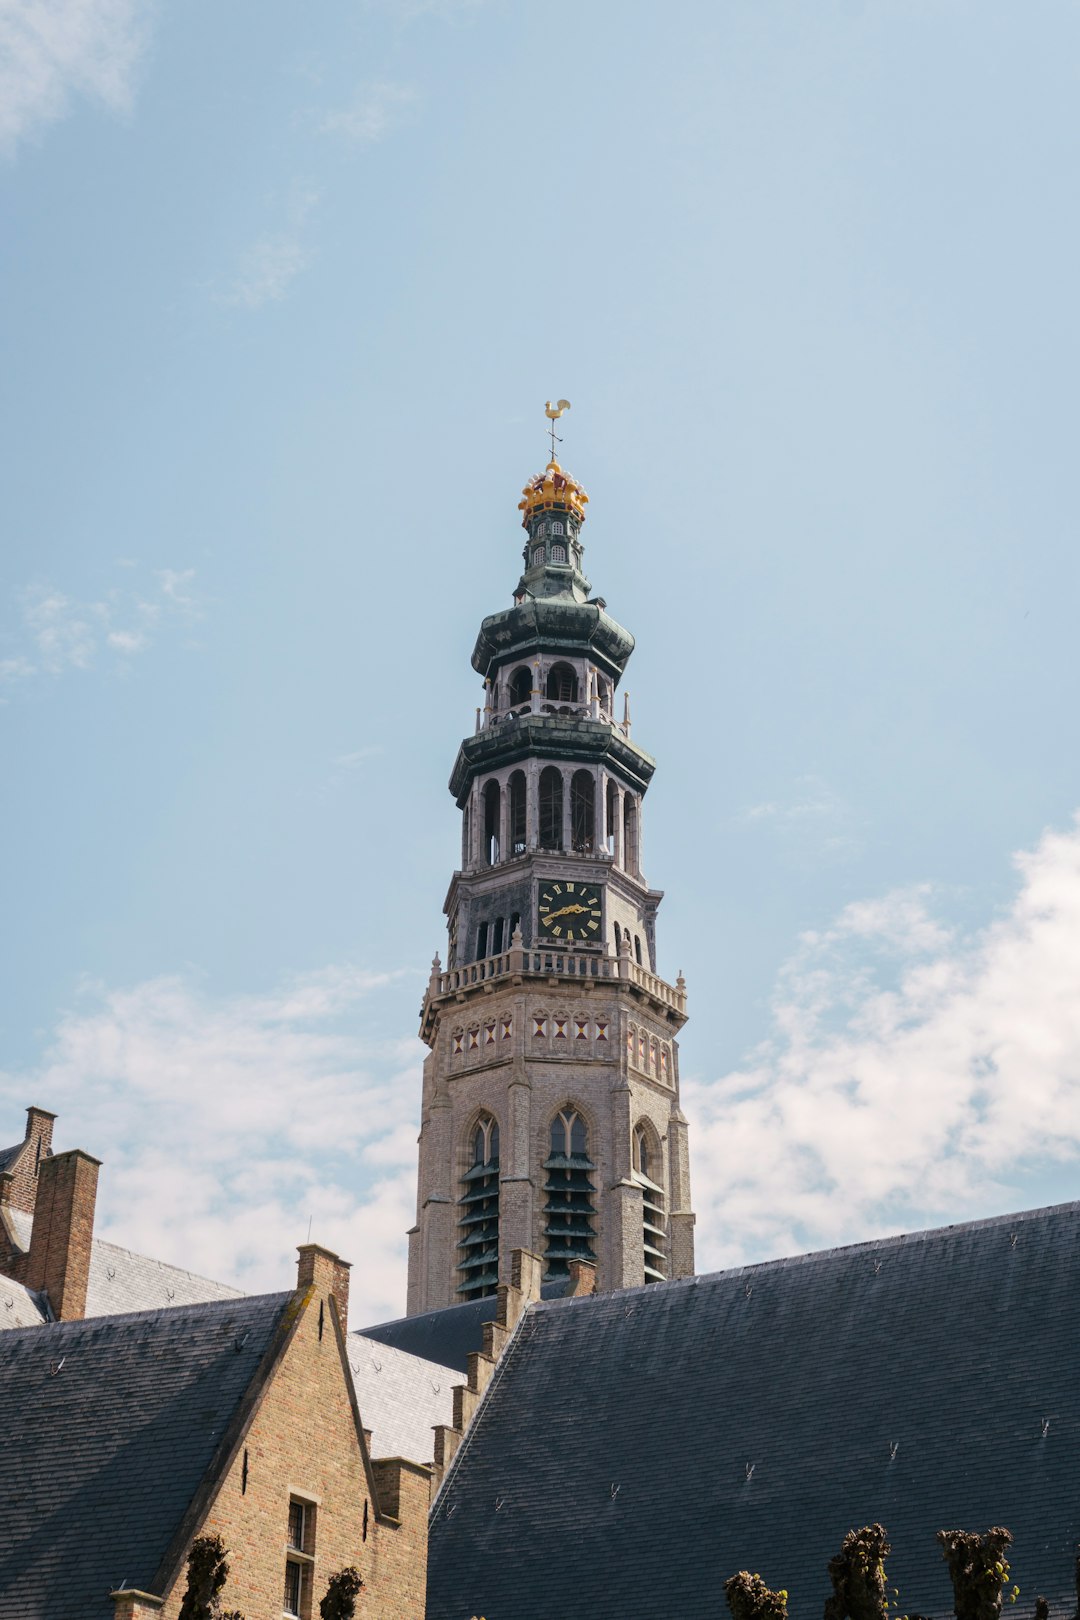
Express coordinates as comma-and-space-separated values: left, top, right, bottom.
457, 1115, 500, 1298
543, 1109, 596, 1281
632, 1125, 668, 1283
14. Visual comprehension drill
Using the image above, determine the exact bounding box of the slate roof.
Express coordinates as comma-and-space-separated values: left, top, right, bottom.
361, 1280, 566, 1374
346, 1331, 457, 1463
0, 1276, 50, 1328
0, 1139, 23, 1173
427, 1201, 1080, 1620
84, 1238, 243, 1317
0, 1206, 243, 1327
0, 1291, 291, 1618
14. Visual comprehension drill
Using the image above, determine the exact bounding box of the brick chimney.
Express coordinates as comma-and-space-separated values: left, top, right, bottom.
5, 1106, 57, 1215
24, 1149, 100, 1320
296, 1243, 351, 1329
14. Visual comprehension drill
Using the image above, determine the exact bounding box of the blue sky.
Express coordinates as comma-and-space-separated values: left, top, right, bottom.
3, 0, 1080, 1321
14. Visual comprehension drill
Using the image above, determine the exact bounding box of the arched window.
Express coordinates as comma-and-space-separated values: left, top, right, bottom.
543, 1108, 596, 1281
623, 794, 639, 873
488, 680, 499, 713
606, 778, 618, 854
539, 767, 563, 850
458, 1114, 500, 1299
493, 917, 504, 954
570, 769, 595, 854
483, 779, 501, 866
532, 546, 545, 567
477, 921, 489, 959
550, 543, 567, 564
546, 662, 578, 704
635, 935, 643, 966
508, 770, 527, 855
509, 667, 532, 709
613, 920, 622, 953
551, 520, 564, 535
632, 1123, 667, 1284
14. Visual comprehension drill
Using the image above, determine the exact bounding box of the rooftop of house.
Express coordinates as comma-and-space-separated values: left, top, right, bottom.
360, 1280, 568, 1375
347, 1332, 457, 1465
0, 1291, 292, 1618
427, 1199, 1080, 1620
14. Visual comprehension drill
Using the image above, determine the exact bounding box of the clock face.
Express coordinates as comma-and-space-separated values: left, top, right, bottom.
537, 880, 603, 942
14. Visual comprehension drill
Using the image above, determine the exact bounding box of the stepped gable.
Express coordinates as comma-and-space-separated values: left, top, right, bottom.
361, 1280, 568, 1376
0, 1291, 291, 1616
427, 1200, 1080, 1620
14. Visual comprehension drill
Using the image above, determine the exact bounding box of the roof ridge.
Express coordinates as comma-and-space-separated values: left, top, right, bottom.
92, 1235, 245, 1293
531, 1195, 1080, 1313
0, 1288, 293, 1341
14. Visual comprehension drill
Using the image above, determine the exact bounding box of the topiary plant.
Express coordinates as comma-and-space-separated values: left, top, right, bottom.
320, 1566, 364, 1620
177, 1534, 245, 1620
937, 1527, 1017, 1620
825, 1524, 892, 1620
724, 1570, 789, 1620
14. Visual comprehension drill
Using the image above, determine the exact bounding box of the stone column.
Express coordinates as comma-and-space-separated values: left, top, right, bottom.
561, 767, 572, 852
499, 775, 510, 866
526, 757, 540, 849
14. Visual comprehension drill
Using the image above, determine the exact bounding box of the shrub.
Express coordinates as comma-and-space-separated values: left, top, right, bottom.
825, 1524, 892, 1620
320, 1566, 365, 1620
937, 1527, 1016, 1620
177, 1535, 244, 1620
724, 1570, 789, 1620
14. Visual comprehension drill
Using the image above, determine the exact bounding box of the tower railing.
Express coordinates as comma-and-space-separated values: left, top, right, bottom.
426, 944, 686, 1016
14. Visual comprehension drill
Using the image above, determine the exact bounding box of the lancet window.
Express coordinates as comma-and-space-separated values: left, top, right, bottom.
509, 770, 527, 855
570, 770, 596, 854
483, 779, 501, 866
632, 1123, 668, 1284
543, 1108, 596, 1280
539, 767, 563, 850
509, 666, 532, 709
458, 1114, 500, 1299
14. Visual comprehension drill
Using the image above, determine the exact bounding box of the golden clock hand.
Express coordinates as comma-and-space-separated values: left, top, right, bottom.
547, 902, 589, 921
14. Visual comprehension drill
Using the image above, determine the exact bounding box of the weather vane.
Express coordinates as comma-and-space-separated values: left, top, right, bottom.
544, 399, 570, 461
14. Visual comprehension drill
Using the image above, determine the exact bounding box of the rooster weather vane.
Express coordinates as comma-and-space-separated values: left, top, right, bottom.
544, 398, 571, 461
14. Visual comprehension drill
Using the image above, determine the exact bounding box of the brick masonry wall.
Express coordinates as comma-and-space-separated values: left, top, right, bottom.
157, 1275, 428, 1620
0, 1108, 56, 1216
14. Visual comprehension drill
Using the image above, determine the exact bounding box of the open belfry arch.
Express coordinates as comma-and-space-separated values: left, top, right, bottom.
407, 408, 696, 1314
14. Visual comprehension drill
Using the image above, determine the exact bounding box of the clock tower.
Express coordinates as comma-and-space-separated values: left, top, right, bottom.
406, 432, 695, 1314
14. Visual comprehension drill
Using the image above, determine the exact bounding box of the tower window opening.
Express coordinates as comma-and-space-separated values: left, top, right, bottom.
509, 910, 520, 941
635, 935, 643, 966
483, 779, 501, 866
539, 766, 563, 850
509, 769, 527, 854
614, 921, 622, 953
493, 917, 504, 955
477, 922, 489, 960
632, 1123, 668, 1284
532, 546, 545, 567
551, 520, 564, 535
458, 1114, 500, 1299
606, 778, 618, 854
550, 543, 567, 564
509, 667, 532, 709
546, 663, 578, 704
543, 1108, 596, 1281
623, 793, 639, 874
570, 769, 596, 855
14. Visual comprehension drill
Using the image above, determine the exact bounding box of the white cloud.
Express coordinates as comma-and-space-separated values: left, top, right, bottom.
221, 189, 319, 311
0, 0, 153, 156
739, 774, 863, 865
0, 965, 424, 1324
688, 813, 1080, 1273
0, 565, 201, 696
320, 82, 417, 145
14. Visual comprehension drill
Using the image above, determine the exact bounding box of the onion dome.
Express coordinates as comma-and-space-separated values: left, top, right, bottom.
518, 459, 589, 529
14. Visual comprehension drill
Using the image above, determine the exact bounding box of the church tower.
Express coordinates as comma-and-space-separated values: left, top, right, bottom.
406, 421, 695, 1314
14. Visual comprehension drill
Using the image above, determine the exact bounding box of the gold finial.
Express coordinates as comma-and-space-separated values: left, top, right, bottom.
544, 398, 570, 462
519, 401, 587, 529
